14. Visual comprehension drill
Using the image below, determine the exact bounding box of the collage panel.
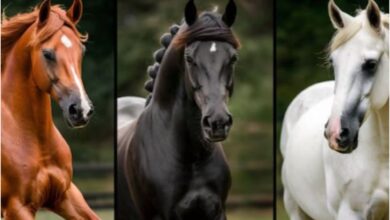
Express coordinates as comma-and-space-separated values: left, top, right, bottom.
117, 0, 273, 219
277, 0, 389, 219
1, 0, 389, 219
1, 0, 115, 219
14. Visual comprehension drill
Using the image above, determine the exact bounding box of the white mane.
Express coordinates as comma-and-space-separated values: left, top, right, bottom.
328, 10, 388, 53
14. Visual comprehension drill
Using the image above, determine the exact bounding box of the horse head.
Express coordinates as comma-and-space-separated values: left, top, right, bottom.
30, 0, 93, 128
325, 0, 389, 153
180, 0, 239, 142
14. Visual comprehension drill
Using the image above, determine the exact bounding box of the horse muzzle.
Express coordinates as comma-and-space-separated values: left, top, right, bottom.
201, 112, 233, 142
60, 95, 94, 128
324, 116, 359, 154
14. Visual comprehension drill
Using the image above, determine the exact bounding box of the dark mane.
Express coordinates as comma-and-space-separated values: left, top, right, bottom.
172, 12, 240, 49
1, 5, 87, 70
143, 23, 180, 106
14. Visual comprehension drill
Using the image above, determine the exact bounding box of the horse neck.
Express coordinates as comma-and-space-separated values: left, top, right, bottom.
148, 46, 213, 158
152, 45, 184, 108
2, 26, 54, 136
373, 101, 389, 151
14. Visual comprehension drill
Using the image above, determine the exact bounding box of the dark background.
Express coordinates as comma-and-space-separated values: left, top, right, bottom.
276, 0, 389, 219
118, 0, 273, 219
2, 0, 115, 218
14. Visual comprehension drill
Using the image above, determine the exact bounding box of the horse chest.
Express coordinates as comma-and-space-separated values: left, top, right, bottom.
139, 153, 230, 219
1, 135, 72, 209
323, 132, 389, 216
30, 166, 72, 207
173, 166, 228, 220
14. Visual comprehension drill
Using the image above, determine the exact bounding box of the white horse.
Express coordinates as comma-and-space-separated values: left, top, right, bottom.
281, 0, 389, 219
117, 96, 145, 130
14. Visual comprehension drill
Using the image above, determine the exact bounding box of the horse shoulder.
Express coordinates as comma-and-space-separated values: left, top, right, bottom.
282, 96, 333, 220
281, 81, 334, 156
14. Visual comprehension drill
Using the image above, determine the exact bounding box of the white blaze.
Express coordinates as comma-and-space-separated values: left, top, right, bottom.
61, 35, 73, 48
70, 65, 91, 118
210, 42, 217, 52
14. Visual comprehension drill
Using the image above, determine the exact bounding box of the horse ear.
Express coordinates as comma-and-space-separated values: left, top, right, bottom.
185, 0, 197, 26
67, 0, 83, 24
222, 0, 237, 27
366, 0, 381, 32
328, 0, 353, 29
38, 0, 51, 26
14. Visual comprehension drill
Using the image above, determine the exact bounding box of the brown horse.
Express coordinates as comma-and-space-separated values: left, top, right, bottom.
1, 0, 99, 219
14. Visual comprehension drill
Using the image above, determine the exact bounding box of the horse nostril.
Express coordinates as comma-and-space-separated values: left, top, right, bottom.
227, 114, 233, 126
87, 106, 94, 117
340, 128, 349, 138
202, 116, 211, 128
337, 128, 350, 148
69, 104, 77, 115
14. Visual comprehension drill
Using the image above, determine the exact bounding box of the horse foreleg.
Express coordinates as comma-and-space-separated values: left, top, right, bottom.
336, 200, 362, 220
283, 189, 312, 220
52, 183, 101, 220
2, 198, 35, 220
219, 212, 227, 220
365, 190, 388, 220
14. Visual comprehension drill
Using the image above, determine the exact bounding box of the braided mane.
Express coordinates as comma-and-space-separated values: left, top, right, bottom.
144, 11, 240, 106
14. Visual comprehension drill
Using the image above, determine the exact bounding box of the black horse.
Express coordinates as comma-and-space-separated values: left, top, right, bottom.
117, 0, 240, 219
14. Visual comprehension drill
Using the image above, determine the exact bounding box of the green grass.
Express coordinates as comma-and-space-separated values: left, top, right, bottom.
35, 210, 113, 220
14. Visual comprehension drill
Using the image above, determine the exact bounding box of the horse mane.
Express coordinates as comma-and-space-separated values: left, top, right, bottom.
144, 11, 240, 106
172, 12, 240, 49
143, 23, 180, 106
383, 13, 389, 29
328, 10, 388, 54
1, 5, 87, 69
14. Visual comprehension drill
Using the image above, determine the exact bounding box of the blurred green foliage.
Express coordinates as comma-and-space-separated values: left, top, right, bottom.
276, 0, 389, 218
2, 0, 115, 163
118, 0, 274, 206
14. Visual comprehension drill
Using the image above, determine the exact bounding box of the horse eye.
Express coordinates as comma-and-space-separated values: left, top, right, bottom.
229, 55, 238, 65
42, 49, 56, 62
363, 59, 378, 72
185, 55, 195, 65
194, 85, 202, 91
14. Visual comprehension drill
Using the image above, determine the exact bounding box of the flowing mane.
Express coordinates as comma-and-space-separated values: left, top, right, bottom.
1, 5, 87, 70
172, 12, 240, 49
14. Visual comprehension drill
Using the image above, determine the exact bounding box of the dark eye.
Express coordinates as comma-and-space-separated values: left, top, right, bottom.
328, 58, 333, 66
194, 85, 202, 91
229, 54, 238, 65
185, 55, 196, 65
42, 49, 56, 62
363, 59, 378, 72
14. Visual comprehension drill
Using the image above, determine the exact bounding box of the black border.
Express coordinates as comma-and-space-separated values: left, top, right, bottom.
113, 0, 118, 218
272, 0, 277, 218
